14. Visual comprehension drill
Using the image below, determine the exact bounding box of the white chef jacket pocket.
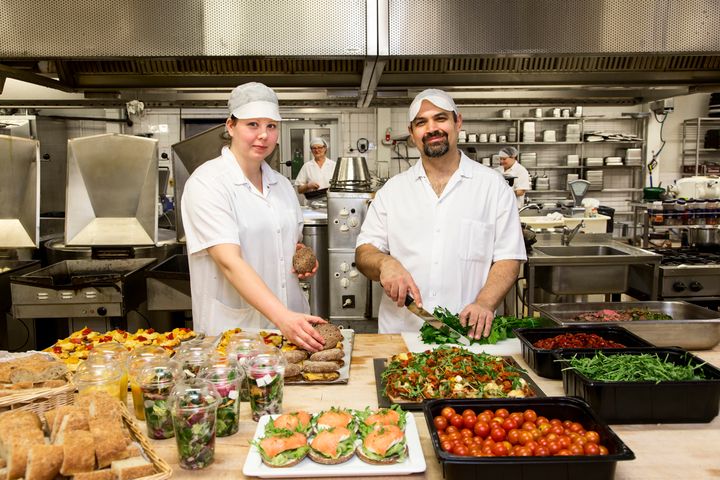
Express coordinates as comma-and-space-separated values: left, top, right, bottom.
458, 219, 493, 261
208, 298, 268, 333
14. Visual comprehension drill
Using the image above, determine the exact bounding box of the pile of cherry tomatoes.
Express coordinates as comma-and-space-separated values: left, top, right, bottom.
432, 406, 610, 457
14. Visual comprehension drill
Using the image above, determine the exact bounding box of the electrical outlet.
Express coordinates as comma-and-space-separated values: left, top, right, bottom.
159, 147, 171, 163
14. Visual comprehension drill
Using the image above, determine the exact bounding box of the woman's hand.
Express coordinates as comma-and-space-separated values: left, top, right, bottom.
307, 182, 320, 191
275, 311, 327, 352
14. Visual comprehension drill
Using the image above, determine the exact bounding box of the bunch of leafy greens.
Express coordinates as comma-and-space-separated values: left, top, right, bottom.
419, 307, 542, 345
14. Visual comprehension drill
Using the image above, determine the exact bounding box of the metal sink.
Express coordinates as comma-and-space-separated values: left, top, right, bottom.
534, 245, 629, 257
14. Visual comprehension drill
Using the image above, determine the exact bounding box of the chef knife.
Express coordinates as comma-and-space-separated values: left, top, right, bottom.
404, 294, 471, 346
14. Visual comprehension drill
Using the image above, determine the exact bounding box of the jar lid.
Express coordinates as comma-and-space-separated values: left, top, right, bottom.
246, 345, 287, 377
75, 359, 123, 383
91, 341, 129, 361
138, 359, 181, 386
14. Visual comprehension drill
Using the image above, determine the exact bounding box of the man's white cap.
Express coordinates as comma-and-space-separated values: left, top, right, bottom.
498, 146, 519, 158
408, 89, 459, 123
228, 82, 282, 121
310, 137, 327, 147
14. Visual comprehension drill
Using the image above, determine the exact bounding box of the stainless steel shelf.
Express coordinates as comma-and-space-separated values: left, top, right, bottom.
526, 166, 580, 170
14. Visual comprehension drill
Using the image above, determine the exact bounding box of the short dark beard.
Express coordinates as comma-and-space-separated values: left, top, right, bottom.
422, 131, 450, 157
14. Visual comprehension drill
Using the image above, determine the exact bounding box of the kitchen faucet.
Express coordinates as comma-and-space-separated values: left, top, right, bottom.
518, 203, 541, 214
561, 221, 585, 246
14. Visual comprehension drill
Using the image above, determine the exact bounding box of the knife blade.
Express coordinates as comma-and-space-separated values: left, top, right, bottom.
404, 294, 471, 346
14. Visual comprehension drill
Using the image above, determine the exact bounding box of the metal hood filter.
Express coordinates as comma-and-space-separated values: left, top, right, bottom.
171, 124, 226, 243
0, 135, 39, 248
65, 133, 159, 246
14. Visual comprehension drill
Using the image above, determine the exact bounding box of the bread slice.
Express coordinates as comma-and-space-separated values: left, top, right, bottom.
123, 444, 142, 458
313, 324, 343, 351
284, 363, 302, 378
302, 361, 341, 373
25, 444, 63, 480
356, 444, 407, 465
72, 469, 115, 480
60, 430, 96, 475
110, 456, 155, 480
260, 451, 307, 468
282, 350, 308, 364
307, 446, 355, 465
53, 409, 90, 445
93, 431, 130, 468
309, 348, 344, 362
6, 431, 46, 480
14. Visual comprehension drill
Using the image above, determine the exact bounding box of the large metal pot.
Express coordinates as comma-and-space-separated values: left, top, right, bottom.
687, 226, 720, 247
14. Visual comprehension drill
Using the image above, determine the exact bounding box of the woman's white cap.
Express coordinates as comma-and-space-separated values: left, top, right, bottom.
498, 146, 519, 158
228, 82, 282, 121
408, 89, 458, 123
310, 137, 327, 147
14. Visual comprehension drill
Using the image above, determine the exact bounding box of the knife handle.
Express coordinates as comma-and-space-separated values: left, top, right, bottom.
404, 294, 414, 307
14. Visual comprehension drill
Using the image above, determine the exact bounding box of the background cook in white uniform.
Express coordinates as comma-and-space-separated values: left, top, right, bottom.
495, 146, 531, 208
355, 89, 526, 337
182, 82, 326, 352
295, 137, 336, 194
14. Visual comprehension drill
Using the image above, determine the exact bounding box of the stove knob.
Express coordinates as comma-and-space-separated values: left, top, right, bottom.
340, 278, 350, 288
347, 216, 359, 228
97, 306, 107, 316
672, 282, 686, 292
689, 281, 703, 292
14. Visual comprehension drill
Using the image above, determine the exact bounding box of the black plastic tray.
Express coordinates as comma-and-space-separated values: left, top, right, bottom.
373, 357, 546, 411
515, 326, 655, 380
422, 397, 634, 480
555, 347, 720, 424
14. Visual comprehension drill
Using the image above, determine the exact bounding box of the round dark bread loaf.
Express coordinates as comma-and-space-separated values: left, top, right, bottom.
309, 348, 344, 362
313, 324, 343, 351
283, 349, 309, 364
302, 361, 341, 373
292, 246, 317, 274
284, 363, 303, 378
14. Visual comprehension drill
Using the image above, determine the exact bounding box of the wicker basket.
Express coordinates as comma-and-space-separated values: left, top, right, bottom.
0, 387, 171, 480
0, 376, 75, 415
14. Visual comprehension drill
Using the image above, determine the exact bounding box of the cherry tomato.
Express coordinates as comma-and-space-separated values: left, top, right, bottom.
450, 414, 464, 429
495, 408, 510, 419
525, 440, 538, 453
599, 445, 609, 456
469, 447, 483, 457
462, 409, 476, 417
536, 416, 550, 425
445, 425, 458, 434
441, 407, 456, 419
433, 416, 448, 431
507, 429, 521, 445
570, 422, 585, 433
551, 424, 565, 436
585, 431, 601, 444
557, 449, 571, 456
538, 423, 552, 434
453, 445, 469, 456
463, 415, 477, 430
502, 418, 518, 432
460, 428, 473, 438
448, 432, 461, 442
490, 427, 506, 442
558, 435, 572, 449
562, 420, 573, 429
473, 421, 490, 438
535, 446, 550, 456
569, 443, 585, 456
518, 431, 533, 446
438, 433, 449, 443
441, 441, 453, 452
550, 418, 562, 426
482, 446, 494, 456
492, 442, 509, 456
515, 446, 533, 457
584, 443, 600, 456
510, 412, 524, 425
472, 436, 483, 445
547, 441, 560, 454
481, 409, 494, 417
523, 409, 538, 423
478, 412, 493, 424
522, 421, 536, 431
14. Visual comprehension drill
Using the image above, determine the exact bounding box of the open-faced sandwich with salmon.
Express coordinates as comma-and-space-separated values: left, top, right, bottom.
357, 424, 407, 465
266, 411, 312, 435
356, 404, 406, 435
307, 426, 357, 465
251, 429, 309, 467
312, 407, 356, 433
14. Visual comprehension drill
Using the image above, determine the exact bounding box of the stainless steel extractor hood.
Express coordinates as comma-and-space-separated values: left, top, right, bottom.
0, 0, 718, 106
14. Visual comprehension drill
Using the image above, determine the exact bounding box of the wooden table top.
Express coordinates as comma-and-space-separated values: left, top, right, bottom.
143, 334, 720, 480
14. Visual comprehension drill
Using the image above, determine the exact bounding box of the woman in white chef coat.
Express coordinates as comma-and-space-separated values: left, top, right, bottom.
495, 146, 531, 208
295, 138, 336, 195
181, 82, 326, 352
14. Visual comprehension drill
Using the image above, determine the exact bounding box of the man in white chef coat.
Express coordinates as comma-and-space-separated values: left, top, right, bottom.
495, 146, 531, 208
295, 137, 336, 195
355, 89, 526, 338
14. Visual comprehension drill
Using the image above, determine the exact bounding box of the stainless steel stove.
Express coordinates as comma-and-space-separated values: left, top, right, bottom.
629, 248, 720, 306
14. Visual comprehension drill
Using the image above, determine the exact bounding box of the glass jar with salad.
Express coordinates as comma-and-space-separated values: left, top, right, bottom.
246, 345, 287, 422
226, 335, 263, 401
88, 342, 130, 404
128, 345, 171, 420
139, 359, 182, 440
199, 356, 245, 437
75, 356, 124, 400
169, 378, 221, 470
